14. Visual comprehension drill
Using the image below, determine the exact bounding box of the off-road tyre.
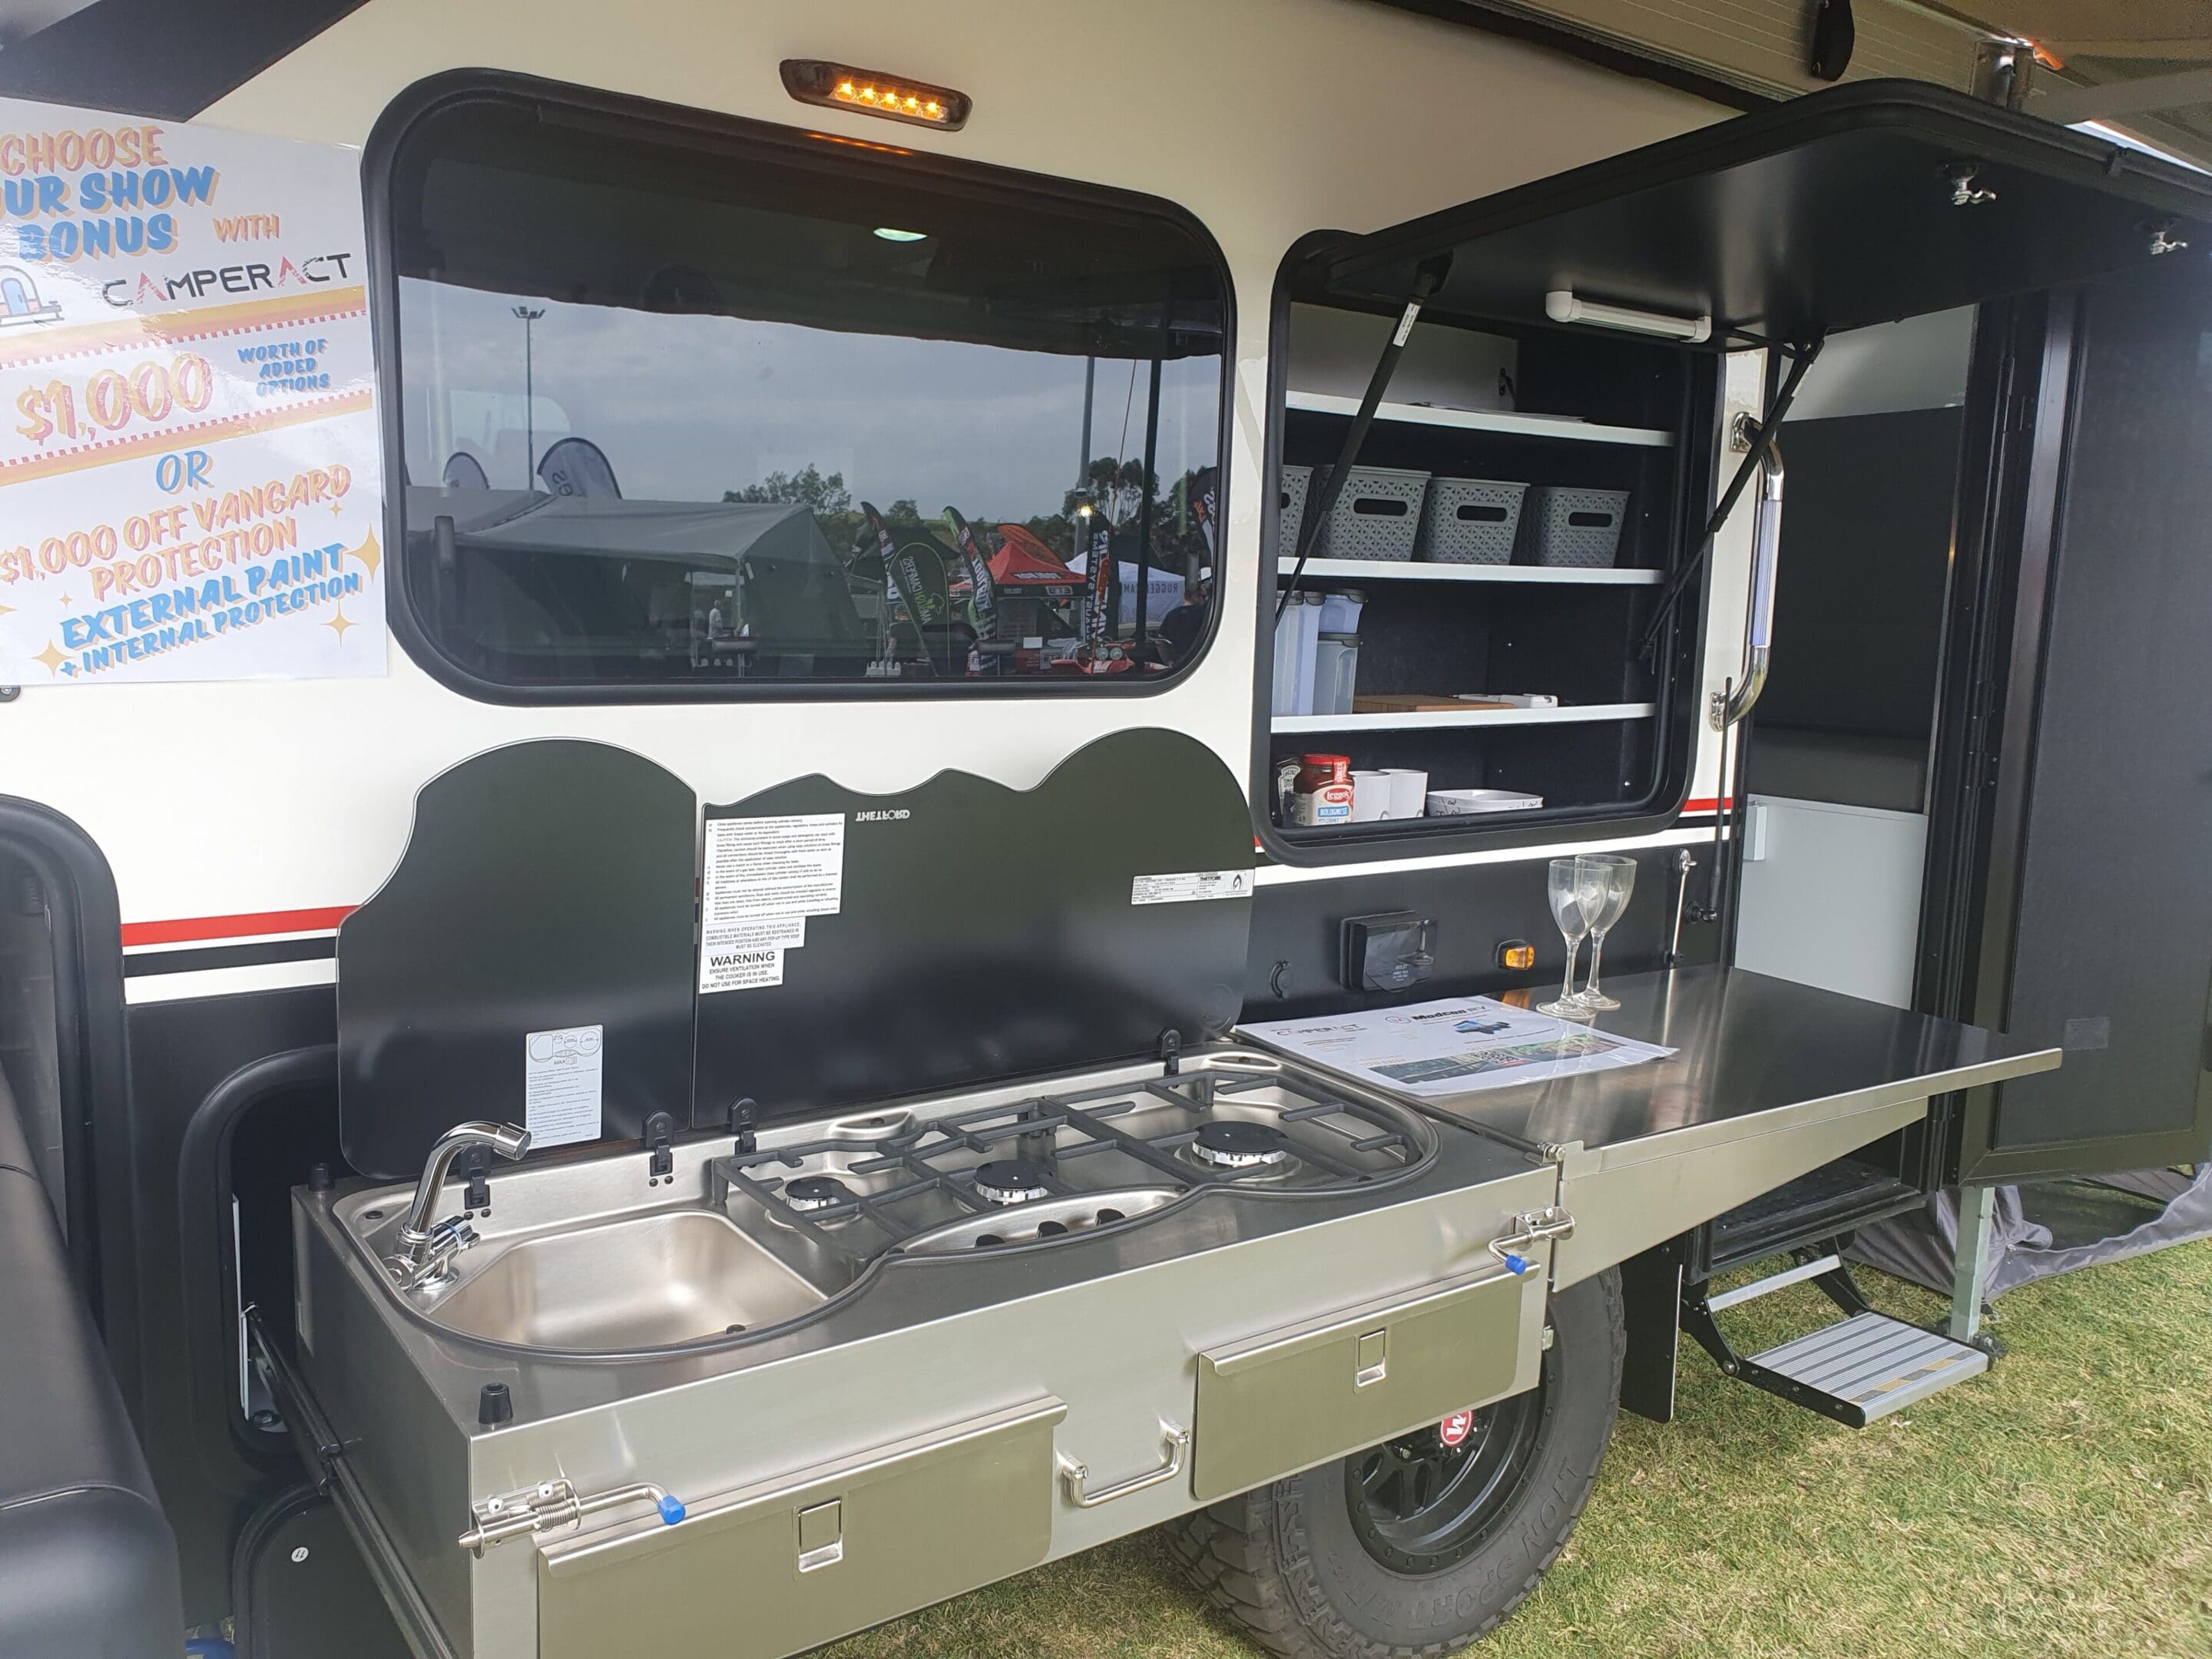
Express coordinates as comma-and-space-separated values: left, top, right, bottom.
1166, 1267, 1624, 1658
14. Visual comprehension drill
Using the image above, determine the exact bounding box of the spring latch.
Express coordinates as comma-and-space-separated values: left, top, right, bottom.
458, 1478, 685, 1555
1488, 1206, 1576, 1276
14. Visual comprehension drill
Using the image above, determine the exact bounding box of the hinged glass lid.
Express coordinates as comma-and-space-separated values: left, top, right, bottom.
1307, 81, 2212, 349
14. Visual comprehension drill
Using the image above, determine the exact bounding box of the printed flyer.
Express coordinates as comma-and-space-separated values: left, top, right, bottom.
1242, 997, 1675, 1097
0, 98, 384, 684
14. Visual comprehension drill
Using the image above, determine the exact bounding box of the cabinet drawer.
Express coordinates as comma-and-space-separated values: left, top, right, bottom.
535, 1398, 1064, 1659
1192, 1267, 1533, 1502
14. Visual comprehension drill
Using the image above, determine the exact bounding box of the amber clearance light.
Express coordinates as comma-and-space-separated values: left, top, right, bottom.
781, 60, 971, 131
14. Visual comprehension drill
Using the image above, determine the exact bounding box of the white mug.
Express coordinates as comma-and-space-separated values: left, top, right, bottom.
1350, 770, 1392, 822
1379, 767, 1429, 820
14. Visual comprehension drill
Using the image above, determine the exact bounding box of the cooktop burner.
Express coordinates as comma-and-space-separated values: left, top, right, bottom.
710, 1053, 1429, 1275
971, 1159, 1054, 1205
782, 1176, 855, 1213
1187, 1120, 1293, 1170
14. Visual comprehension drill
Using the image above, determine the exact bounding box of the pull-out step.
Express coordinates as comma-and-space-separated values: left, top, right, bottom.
1743, 1312, 1988, 1425
1679, 1244, 1991, 1428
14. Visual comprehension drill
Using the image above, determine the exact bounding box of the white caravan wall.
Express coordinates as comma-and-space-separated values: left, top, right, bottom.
5, 0, 1731, 933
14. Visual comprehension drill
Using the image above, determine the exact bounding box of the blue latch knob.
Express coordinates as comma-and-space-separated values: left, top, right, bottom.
1503, 1253, 1531, 1276
657, 1493, 686, 1525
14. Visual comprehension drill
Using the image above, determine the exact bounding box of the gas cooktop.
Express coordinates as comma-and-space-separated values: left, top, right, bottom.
707, 1051, 1431, 1274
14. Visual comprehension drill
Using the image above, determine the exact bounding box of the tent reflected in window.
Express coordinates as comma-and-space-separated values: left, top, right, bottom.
0, 266, 61, 327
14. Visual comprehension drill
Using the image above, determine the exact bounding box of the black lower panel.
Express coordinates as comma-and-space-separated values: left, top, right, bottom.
1706, 1157, 1919, 1273
1987, 262, 2212, 1168
121, 986, 336, 1627
233, 1485, 407, 1659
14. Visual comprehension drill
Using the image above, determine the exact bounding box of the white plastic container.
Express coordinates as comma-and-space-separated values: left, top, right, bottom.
1313, 634, 1359, 717
1292, 591, 1323, 716
1317, 590, 1365, 633
1426, 788, 1545, 816
1271, 598, 1302, 716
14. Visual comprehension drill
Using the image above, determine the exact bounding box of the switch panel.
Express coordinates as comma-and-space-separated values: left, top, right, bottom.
1339, 912, 1435, 993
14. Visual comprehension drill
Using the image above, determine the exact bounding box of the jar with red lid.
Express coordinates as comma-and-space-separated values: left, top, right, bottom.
1291, 753, 1355, 826
1296, 753, 1351, 790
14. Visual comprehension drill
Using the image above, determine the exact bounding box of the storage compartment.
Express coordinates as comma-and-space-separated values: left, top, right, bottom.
1267, 297, 1700, 846
1192, 1266, 1532, 1502
535, 1399, 1065, 1659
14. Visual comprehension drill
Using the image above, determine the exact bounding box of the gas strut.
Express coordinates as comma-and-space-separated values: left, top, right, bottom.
1277, 254, 1452, 618
1639, 334, 1823, 662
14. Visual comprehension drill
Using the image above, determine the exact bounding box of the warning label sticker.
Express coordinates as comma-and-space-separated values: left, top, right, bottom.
1131, 869, 1250, 906
699, 812, 846, 992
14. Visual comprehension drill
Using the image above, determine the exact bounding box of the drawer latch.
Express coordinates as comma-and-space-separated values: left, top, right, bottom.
458, 1479, 685, 1555
1488, 1206, 1576, 1275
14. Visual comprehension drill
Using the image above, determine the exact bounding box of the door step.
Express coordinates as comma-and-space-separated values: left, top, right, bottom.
1743, 1311, 1988, 1424
1679, 1243, 1992, 1427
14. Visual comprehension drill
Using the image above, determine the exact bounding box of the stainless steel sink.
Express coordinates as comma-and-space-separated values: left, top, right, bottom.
428, 1209, 828, 1348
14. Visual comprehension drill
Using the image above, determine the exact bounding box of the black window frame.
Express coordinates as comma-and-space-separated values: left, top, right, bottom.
363, 69, 1235, 707
1250, 232, 1721, 867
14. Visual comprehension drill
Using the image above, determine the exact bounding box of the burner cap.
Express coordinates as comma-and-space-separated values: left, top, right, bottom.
783, 1175, 855, 1213
972, 1158, 1053, 1205
1191, 1120, 1293, 1170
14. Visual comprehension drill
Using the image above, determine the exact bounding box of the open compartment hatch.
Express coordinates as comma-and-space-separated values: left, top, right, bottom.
1308, 80, 2212, 349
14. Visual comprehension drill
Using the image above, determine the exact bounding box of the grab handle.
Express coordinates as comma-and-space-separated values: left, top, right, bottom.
1710, 414, 1784, 730
1058, 1422, 1189, 1508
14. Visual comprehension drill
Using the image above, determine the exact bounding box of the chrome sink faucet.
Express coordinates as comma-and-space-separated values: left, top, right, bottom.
389, 1121, 531, 1290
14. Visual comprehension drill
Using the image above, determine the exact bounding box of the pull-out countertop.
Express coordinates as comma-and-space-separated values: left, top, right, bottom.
1249, 967, 2061, 1286
1415, 966, 2058, 1156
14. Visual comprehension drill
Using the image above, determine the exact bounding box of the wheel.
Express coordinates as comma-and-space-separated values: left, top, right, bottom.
1167, 1267, 1623, 1658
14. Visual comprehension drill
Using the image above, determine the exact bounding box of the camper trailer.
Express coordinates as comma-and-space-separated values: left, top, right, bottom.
2, 5, 2209, 1657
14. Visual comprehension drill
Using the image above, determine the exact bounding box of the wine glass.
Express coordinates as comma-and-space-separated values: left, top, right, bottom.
1538, 856, 1602, 1021
1575, 853, 1637, 1012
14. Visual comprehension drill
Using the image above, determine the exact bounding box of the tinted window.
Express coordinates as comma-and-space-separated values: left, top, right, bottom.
386, 91, 1227, 691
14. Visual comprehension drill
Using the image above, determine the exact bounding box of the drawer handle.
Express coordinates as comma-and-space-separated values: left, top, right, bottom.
1058, 1422, 1189, 1508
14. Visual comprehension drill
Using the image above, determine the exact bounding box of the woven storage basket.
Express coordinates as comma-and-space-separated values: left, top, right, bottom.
1321, 465, 1429, 561
1524, 486, 1628, 568
1279, 465, 1313, 558
1416, 477, 1528, 565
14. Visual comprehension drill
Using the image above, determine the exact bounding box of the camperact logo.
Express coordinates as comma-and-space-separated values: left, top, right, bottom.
100, 250, 353, 308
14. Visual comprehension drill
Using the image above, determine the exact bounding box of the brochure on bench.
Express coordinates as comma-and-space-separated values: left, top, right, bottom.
1242, 996, 1674, 1097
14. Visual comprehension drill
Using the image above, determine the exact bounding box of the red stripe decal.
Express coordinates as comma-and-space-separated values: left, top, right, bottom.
1682, 796, 1734, 813
122, 905, 356, 948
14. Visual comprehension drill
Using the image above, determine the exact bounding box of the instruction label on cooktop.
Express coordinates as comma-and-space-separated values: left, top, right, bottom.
700, 813, 846, 992
1131, 869, 1250, 906
524, 1024, 603, 1149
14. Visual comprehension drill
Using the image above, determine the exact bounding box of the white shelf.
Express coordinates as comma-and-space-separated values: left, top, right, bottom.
1274, 702, 1657, 735
1277, 556, 1661, 587
1285, 390, 1674, 449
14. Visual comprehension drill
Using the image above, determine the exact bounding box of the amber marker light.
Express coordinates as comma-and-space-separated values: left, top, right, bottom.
781, 60, 971, 131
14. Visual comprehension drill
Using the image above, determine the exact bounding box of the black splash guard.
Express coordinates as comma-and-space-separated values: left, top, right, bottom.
336, 739, 697, 1179
694, 727, 1253, 1124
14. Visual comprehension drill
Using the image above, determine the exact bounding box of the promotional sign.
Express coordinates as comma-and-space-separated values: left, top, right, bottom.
0, 98, 384, 684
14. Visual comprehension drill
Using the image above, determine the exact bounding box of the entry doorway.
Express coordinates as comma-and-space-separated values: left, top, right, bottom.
1734, 310, 1975, 1008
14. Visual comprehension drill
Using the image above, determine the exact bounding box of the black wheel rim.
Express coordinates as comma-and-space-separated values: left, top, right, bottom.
1343, 1360, 1551, 1575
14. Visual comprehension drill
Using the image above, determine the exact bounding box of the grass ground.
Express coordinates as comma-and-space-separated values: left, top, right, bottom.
824, 1238, 2212, 1659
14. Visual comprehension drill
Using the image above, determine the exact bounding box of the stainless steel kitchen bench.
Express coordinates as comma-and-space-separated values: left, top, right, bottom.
1349, 966, 2063, 1288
